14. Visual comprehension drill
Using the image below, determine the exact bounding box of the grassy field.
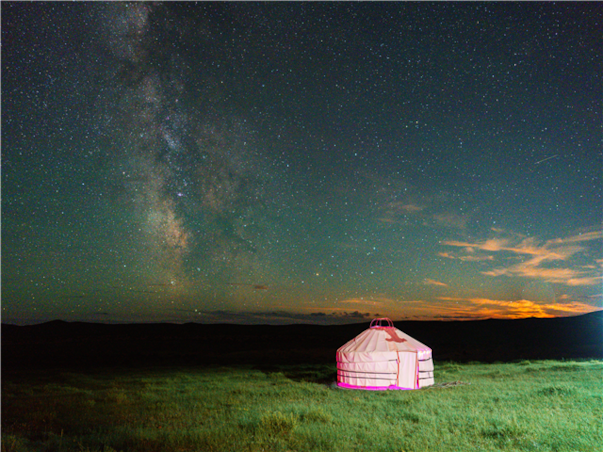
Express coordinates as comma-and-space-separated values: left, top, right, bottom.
2, 360, 601, 452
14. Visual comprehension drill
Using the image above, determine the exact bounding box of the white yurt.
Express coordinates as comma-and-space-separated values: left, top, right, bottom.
337, 318, 434, 390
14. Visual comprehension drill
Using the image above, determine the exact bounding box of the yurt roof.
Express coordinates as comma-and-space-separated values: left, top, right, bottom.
337, 318, 431, 355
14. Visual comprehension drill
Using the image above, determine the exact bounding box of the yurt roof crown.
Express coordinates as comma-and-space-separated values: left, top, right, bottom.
369, 318, 394, 329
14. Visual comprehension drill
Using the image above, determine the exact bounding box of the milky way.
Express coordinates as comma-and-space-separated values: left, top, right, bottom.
96, 3, 276, 294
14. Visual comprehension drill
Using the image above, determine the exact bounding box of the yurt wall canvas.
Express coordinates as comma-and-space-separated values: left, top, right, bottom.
336, 318, 434, 390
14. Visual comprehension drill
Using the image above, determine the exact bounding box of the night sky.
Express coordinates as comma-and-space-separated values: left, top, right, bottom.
3, 2, 602, 325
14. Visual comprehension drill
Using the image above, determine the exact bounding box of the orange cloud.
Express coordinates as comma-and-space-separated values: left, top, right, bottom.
443, 229, 601, 287
459, 255, 494, 262
339, 298, 387, 307
438, 252, 455, 259
443, 238, 509, 252
565, 276, 603, 287
438, 250, 494, 261
424, 278, 448, 287
551, 230, 603, 244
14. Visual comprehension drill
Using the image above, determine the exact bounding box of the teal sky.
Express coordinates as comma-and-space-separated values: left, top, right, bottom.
2, 2, 601, 325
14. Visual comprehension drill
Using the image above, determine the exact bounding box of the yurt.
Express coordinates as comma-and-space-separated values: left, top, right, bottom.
337, 318, 434, 390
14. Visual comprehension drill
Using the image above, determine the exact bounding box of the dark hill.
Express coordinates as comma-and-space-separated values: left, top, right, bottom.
2, 311, 601, 370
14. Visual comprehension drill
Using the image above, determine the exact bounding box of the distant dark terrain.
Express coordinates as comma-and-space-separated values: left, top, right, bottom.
2, 312, 602, 371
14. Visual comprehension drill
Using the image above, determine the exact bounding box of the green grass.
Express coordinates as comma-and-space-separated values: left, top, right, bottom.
2, 360, 602, 452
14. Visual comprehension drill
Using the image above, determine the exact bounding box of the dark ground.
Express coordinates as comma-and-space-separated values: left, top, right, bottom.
2, 311, 602, 371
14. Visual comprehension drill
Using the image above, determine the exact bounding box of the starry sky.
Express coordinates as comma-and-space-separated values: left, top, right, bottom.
2, 2, 602, 325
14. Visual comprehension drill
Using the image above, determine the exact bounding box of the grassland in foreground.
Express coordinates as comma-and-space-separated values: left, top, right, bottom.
2, 360, 602, 452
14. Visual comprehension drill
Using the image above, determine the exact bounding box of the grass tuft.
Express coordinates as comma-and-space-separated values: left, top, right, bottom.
537, 383, 577, 397
301, 407, 333, 424
259, 411, 299, 436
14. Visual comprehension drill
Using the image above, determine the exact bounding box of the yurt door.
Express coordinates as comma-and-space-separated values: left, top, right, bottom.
396, 351, 418, 389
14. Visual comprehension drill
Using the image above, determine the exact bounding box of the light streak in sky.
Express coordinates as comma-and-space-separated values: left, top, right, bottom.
534, 154, 558, 164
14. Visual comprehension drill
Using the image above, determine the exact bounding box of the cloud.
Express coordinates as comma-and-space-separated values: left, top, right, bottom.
439, 251, 494, 262
586, 293, 603, 308
443, 229, 602, 287
378, 202, 425, 224
380, 200, 467, 230
565, 277, 603, 287
551, 230, 603, 244
443, 238, 510, 253
339, 297, 387, 307
379, 200, 423, 214
228, 283, 269, 290
424, 279, 448, 287
460, 255, 494, 262
431, 213, 467, 229
395, 203, 424, 213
